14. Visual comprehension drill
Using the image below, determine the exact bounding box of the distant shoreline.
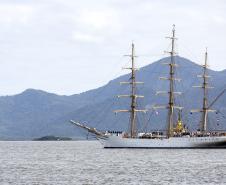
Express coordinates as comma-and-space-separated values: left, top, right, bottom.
33, 135, 72, 141
0, 136, 91, 141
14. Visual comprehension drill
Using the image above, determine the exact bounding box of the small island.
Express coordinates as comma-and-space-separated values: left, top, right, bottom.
33, 135, 72, 141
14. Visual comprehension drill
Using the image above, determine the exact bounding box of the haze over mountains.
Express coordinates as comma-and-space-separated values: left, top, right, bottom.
0, 56, 226, 140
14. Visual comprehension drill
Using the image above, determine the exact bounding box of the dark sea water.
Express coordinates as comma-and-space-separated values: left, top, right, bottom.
0, 141, 226, 185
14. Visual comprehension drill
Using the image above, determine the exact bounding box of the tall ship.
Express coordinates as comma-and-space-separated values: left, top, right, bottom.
70, 25, 226, 148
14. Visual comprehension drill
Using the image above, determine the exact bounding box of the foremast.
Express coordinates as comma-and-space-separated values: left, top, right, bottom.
155, 25, 183, 138
192, 49, 215, 133
115, 43, 146, 138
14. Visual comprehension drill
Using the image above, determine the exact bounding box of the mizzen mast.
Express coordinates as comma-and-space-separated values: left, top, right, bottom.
192, 49, 215, 133
115, 43, 146, 138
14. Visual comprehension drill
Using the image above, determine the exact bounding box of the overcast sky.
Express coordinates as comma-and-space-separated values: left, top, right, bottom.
0, 0, 225, 95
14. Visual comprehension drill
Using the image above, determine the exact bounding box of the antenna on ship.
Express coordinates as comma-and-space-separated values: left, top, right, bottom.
191, 48, 216, 133
154, 25, 183, 138
114, 42, 147, 138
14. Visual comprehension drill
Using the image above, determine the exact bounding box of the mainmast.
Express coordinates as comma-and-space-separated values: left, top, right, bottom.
155, 25, 182, 138
167, 25, 177, 137
130, 43, 137, 137
192, 49, 215, 133
115, 43, 146, 138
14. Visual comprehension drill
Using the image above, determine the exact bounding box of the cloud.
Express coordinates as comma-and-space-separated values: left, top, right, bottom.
72, 32, 102, 43
74, 8, 121, 32
76, 10, 111, 30
0, 0, 225, 95
71, 8, 122, 43
0, 4, 34, 24
212, 15, 226, 25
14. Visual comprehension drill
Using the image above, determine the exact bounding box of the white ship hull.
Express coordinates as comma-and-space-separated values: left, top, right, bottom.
98, 135, 226, 148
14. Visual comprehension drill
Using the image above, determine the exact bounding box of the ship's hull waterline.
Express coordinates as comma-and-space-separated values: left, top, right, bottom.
97, 135, 226, 148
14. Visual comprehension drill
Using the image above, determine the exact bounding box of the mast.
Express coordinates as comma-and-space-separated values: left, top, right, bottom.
201, 49, 209, 132
154, 25, 182, 138
115, 43, 146, 138
191, 49, 215, 133
130, 43, 136, 137
168, 25, 176, 137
